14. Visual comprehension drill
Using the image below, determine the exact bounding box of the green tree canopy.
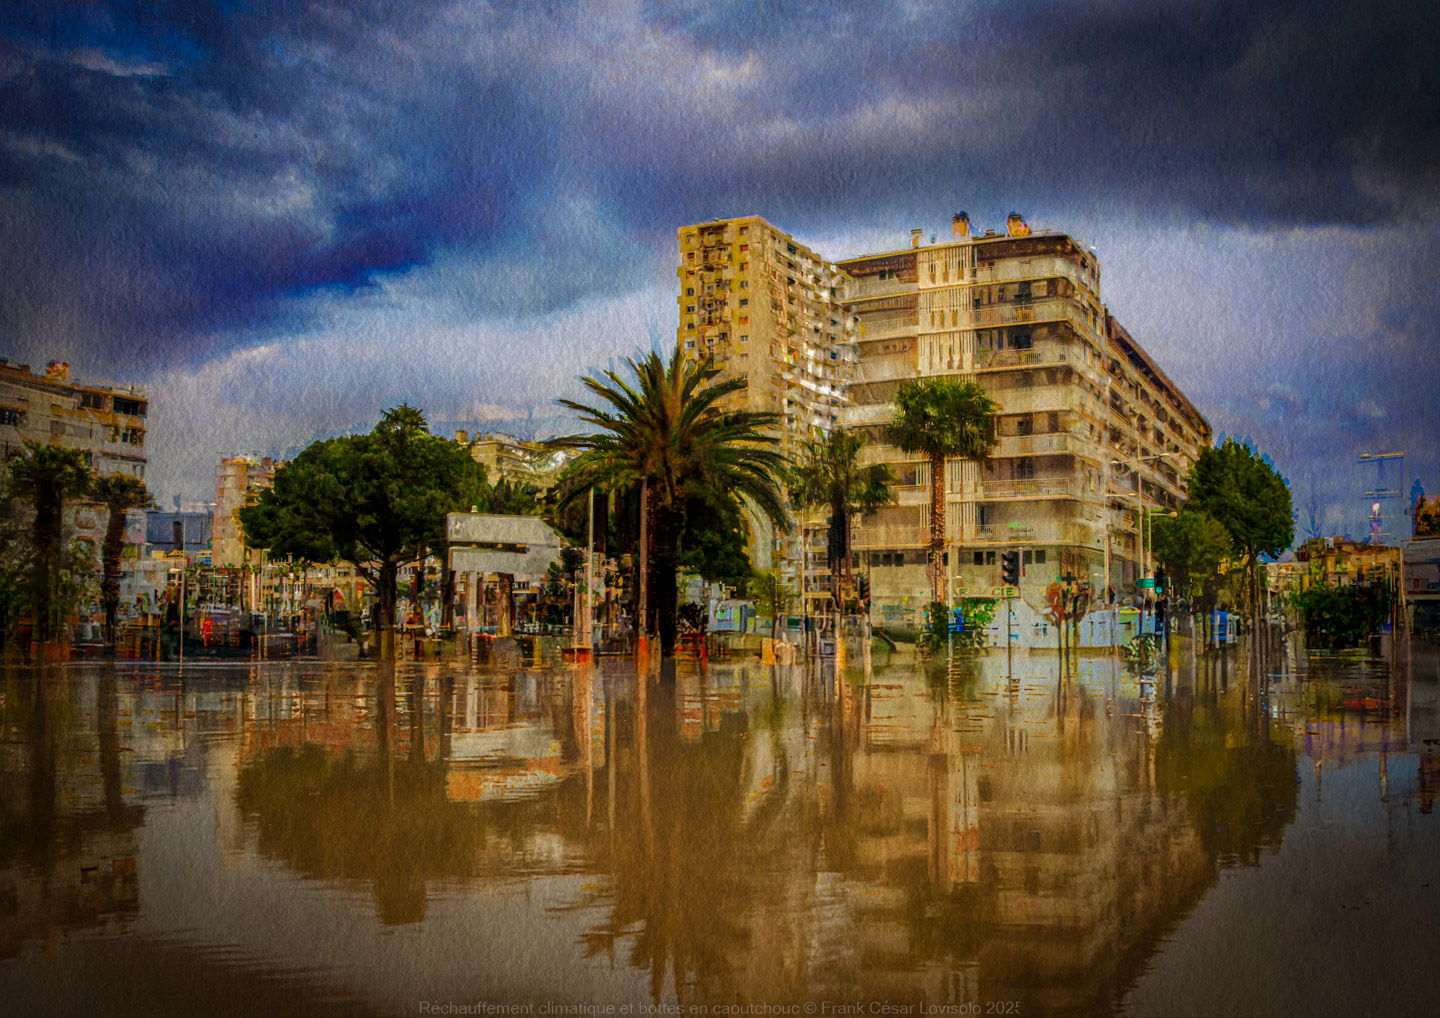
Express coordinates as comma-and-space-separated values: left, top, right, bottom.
886, 377, 998, 603
550, 349, 790, 655
1150, 508, 1232, 605
240, 405, 486, 643
1183, 439, 1294, 618
9, 443, 94, 643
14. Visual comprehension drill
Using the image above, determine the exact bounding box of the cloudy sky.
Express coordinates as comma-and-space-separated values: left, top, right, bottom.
1, 0, 1436, 540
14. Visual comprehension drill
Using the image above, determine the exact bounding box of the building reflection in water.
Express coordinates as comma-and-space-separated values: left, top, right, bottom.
0, 637, 1434, 1014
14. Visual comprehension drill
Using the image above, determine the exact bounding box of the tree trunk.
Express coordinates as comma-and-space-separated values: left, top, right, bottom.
32, 497, 60, 644
379, 559, 399, 658
929, 451, 946, 604
828, 498, 846, 607
101, 506, 126, 648
440, 558, 455, 630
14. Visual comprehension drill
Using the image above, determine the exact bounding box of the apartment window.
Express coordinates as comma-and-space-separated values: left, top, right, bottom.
1016, 415, 1033, 436
0, 408, 23, 427
1013, 333, 1032, 350
687, 253, 695, 261
951, 310, 958, 327
738, 317, 748, 325
686, 305, 695, 313
986, 550, 997, 565
1034, 550, 1047, 565
739, 226, 749, 235
80, 392, 106, 410
740, 244, 749, 253
740, 298, 748, 307
1047, 412, 1060, 433
740, 280, 748, 288
739, 335, 748, 343
973, 551, 985, 566
1023, 550, 1034, 565
1016, 458, 1035, 480
113, 397, 146, 416
686, 287, 694, 296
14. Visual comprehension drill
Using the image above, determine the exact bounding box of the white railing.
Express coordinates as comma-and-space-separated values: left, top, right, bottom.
858, 319, 916, 342
842, 278, 914, 300
852, 525, 930, 549
840, 403, 893, 428
971, 521, 1098, 546
979, 476, 1078, 499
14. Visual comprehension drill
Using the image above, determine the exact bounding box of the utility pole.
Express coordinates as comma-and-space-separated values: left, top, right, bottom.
585, 485, 595, 656
638, 479, 648, 657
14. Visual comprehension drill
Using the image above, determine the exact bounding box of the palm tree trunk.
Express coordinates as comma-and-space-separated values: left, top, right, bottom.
929, 451, 946, 605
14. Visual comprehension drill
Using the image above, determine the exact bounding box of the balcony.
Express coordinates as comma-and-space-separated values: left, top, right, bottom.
854, 355, 914, 385
840, 402, 893, 428
971, 521, 1097, 546
859, 318, 916, 342
970, 298, 1090, 333
852, 524, 929, 550
896, 484, 929, 507
991, 431, 1099, 460
843, 278, 914, 300
979, 475, 1079, 500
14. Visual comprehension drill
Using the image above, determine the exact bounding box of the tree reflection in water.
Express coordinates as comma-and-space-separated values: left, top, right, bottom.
235, 662, 471, 925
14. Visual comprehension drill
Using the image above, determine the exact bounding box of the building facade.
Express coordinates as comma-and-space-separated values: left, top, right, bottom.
0, 358, 149, 480
838, 216, 1210, 618
672, 214, 1210, 618
675, 216, 859, 576
462, 431, 569, 493
212, 455, 278, 568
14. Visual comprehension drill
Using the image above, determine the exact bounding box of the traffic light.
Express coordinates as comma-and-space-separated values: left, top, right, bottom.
857, 573, 871, 605
1001, 550, 1020, 586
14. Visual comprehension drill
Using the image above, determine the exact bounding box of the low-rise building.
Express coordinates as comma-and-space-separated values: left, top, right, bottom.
462, 431, 570, 493
0, 358, 149, 480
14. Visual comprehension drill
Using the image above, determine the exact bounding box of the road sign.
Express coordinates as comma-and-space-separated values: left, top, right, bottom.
1138, 578, 1156, 589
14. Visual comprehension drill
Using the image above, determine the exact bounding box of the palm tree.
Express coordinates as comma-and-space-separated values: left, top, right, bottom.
9, 443, 94, 644
92, 474, 152, 648
789, 430, 893, 605
550, 349, 791, 656
886, 378, 998, 604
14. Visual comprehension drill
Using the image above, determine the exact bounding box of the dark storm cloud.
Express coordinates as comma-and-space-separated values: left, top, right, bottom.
0, 0, 1435, 518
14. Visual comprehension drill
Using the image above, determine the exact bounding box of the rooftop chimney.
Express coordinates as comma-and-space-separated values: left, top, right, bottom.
910, 228, 923, 249
1006, 212, 1031, 238
952, 212, 970, 238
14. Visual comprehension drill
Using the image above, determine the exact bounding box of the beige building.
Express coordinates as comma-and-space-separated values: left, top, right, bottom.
0, 358, 149, 480
675, 216, 859, 575
212, 455, 278, 567
837, 215, 1210, 615
461, 431, 569, 493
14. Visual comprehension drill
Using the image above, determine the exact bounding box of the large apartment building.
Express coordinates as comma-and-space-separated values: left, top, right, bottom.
838, 215, 1211, 616
673, 213, 1211, 616
676, 216, 859, 574
0, 358, 149, 480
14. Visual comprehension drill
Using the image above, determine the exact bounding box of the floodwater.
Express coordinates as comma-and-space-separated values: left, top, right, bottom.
2, 637, 1438, 1017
